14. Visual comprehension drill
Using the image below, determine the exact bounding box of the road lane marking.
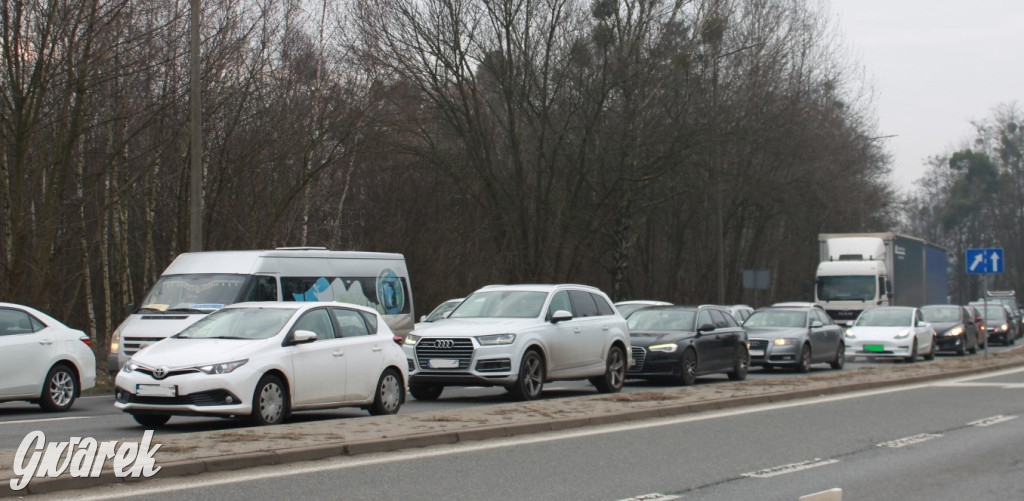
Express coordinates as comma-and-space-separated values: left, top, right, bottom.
876, 433, 942, 448
742, 458, 839, 478
969, 415, 1018, 427
47, 365, 1024, 499
617, 493, 682, 501
0, 416, 95, 426
933, 382, 1024, 389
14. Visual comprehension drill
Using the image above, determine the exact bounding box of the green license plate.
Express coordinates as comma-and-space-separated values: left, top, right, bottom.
864, 345, 886, 352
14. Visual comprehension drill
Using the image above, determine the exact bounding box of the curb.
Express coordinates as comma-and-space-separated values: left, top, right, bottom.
4, 353, 1022, 497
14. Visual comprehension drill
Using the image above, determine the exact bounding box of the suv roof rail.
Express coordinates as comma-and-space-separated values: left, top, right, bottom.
275, 246, 329, 251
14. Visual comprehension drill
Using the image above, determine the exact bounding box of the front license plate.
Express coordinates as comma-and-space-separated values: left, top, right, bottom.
749, 349, 765, 357
864, 345, 886, 352
428, 359, 459, 369
136, 383, 176, 397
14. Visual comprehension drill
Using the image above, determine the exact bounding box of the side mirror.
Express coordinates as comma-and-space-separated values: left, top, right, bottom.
697, 323, 716, 333
551, 310, 573, 323
919, 321, 930, 328
419, 315, 427, 322
810, 320, 823, 328
289, 330, 318, 345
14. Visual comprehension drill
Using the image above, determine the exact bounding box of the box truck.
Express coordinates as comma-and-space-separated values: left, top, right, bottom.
815, 233, 948, 324
107, 248, 414, 376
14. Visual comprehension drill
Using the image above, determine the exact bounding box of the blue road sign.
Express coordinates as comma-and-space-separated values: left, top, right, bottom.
966, 248, 1004, 274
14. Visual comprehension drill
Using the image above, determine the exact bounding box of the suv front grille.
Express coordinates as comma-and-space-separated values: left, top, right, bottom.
415, 338, 474, 370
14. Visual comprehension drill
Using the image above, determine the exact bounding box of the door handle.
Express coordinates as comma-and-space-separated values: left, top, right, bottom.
573, 328, 582, 334
38, 340, 53, 345
372, 346, 383, 352
332, 350, 344, 357
602, 326, 610, 331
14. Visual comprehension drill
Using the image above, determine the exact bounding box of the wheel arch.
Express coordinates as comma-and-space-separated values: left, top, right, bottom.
50, 360, 82, 398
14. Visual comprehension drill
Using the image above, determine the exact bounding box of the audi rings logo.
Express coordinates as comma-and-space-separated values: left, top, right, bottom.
154, 366, 169, 379
432, 339, 455, 349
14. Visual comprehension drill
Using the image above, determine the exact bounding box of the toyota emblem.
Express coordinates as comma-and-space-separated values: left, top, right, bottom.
433, 339, 455, 349
154, 366, 169, 379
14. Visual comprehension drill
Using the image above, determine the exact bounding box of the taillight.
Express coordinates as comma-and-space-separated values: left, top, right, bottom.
80, 336, 93, 348
393, 335, 405, 346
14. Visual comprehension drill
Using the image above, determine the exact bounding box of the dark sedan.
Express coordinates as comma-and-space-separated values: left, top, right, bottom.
626, 305, 749, 385
743, 307, 845, 372
920, 304, 979, 355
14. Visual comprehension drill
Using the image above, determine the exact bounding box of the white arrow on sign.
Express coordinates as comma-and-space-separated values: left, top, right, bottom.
970, 252, 985, 271
991, 251, 1001, 272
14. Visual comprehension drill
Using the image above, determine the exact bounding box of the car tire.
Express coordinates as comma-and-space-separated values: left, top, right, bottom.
923, 336, 936, 361
39, 364, 78, 412
905, 340, 918, 363
677, 348, 698, 386
509, 350, 545, 401
956, 338, 966, 356
247, 374, 288, 426
590, 345, 626, 393
409, 384, 444, 401
796, 344, 812, 373
132, 414, 171, 427
369, 368, 404, 416
830, 344, 846, 370
727, 345, 749, 381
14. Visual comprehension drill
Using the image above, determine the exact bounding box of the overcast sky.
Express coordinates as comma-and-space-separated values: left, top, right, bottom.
829, 0, 1024, 192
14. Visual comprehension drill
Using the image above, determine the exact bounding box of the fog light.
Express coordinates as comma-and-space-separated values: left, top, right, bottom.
225, 396, 234, 404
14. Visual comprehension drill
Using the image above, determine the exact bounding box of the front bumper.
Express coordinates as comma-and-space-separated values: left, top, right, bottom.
405, 340, 519, 387
627, 346, 683, 378
934, 335, 965, 352
113, 368, 254, 417
748, 338, 800, 366
845, 339, 915, 359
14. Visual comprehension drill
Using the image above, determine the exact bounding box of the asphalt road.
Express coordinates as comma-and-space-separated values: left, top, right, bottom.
0, 353, 943, 450
36, 362, 1024, 500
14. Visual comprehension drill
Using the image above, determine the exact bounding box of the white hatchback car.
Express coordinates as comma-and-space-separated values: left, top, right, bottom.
0, 303, 96, 411
844, 306, 936, 363
114, 302, 407, 427
404, 284, 630, 401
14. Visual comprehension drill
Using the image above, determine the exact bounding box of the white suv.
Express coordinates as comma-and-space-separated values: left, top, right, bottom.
403, 284, 630, 400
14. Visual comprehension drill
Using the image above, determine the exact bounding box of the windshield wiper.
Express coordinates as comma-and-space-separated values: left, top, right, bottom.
165, 308, 212, 314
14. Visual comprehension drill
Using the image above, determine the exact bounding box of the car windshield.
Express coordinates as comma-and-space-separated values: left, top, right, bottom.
423, 300, 461, 322
617, 303, 657, 319
855, 309, 912, 327
140, 274, 246, 312
920, 307, 960, 323
744, 310, 807, 328
627, 309, 696, 331
448, 291, 547, 319
817, 276, 876, 301
981, 307, 1007, 322
175, 307, 294, 340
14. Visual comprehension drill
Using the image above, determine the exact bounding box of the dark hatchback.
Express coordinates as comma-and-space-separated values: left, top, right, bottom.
626, 305, 749, 385
920, 304, 979, 355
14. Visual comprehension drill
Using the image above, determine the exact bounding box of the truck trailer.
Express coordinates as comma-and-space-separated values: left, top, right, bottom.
815, 233, 949, 324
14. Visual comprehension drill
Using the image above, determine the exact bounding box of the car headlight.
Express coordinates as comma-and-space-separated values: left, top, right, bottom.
648, 343, 678, 353
405, 334, 421, 346
844, 329, 856, 339
197, 359, 248, 375
121, 360, 139, 373
773, 338, 798, 346
110, 329, 121, 354
477, 333, 516, 345
894, 330, 911, 339
1001, 323, 1009, 332
944, 327, 963, 337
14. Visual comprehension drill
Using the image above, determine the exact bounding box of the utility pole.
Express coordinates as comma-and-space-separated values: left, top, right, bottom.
189, 0, 203, 252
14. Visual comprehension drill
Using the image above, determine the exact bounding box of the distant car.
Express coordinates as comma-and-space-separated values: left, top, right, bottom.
965, 305, 988, 348
405, 284, 630, 401
920, 305, 979, 356
0, 303, 96, 411
844, 306, 935, 363
615, 300, 672, 319
725, 304, 755, 323
115, 302, 407, 427
626, 305, 749, 385
743, 307, 845, 372
971, 302, 1017, 346
418, 298, 464, 324
772, 302, 825, 310
983, 291, 1023, 333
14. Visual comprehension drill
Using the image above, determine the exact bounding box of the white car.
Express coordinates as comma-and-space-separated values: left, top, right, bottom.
844, 306, 936, 363
0, 303, 96, 411
417, 298, 464, 325
114, 302, 407, 427
614, 300, 672, 319
405, 284, 630, 400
